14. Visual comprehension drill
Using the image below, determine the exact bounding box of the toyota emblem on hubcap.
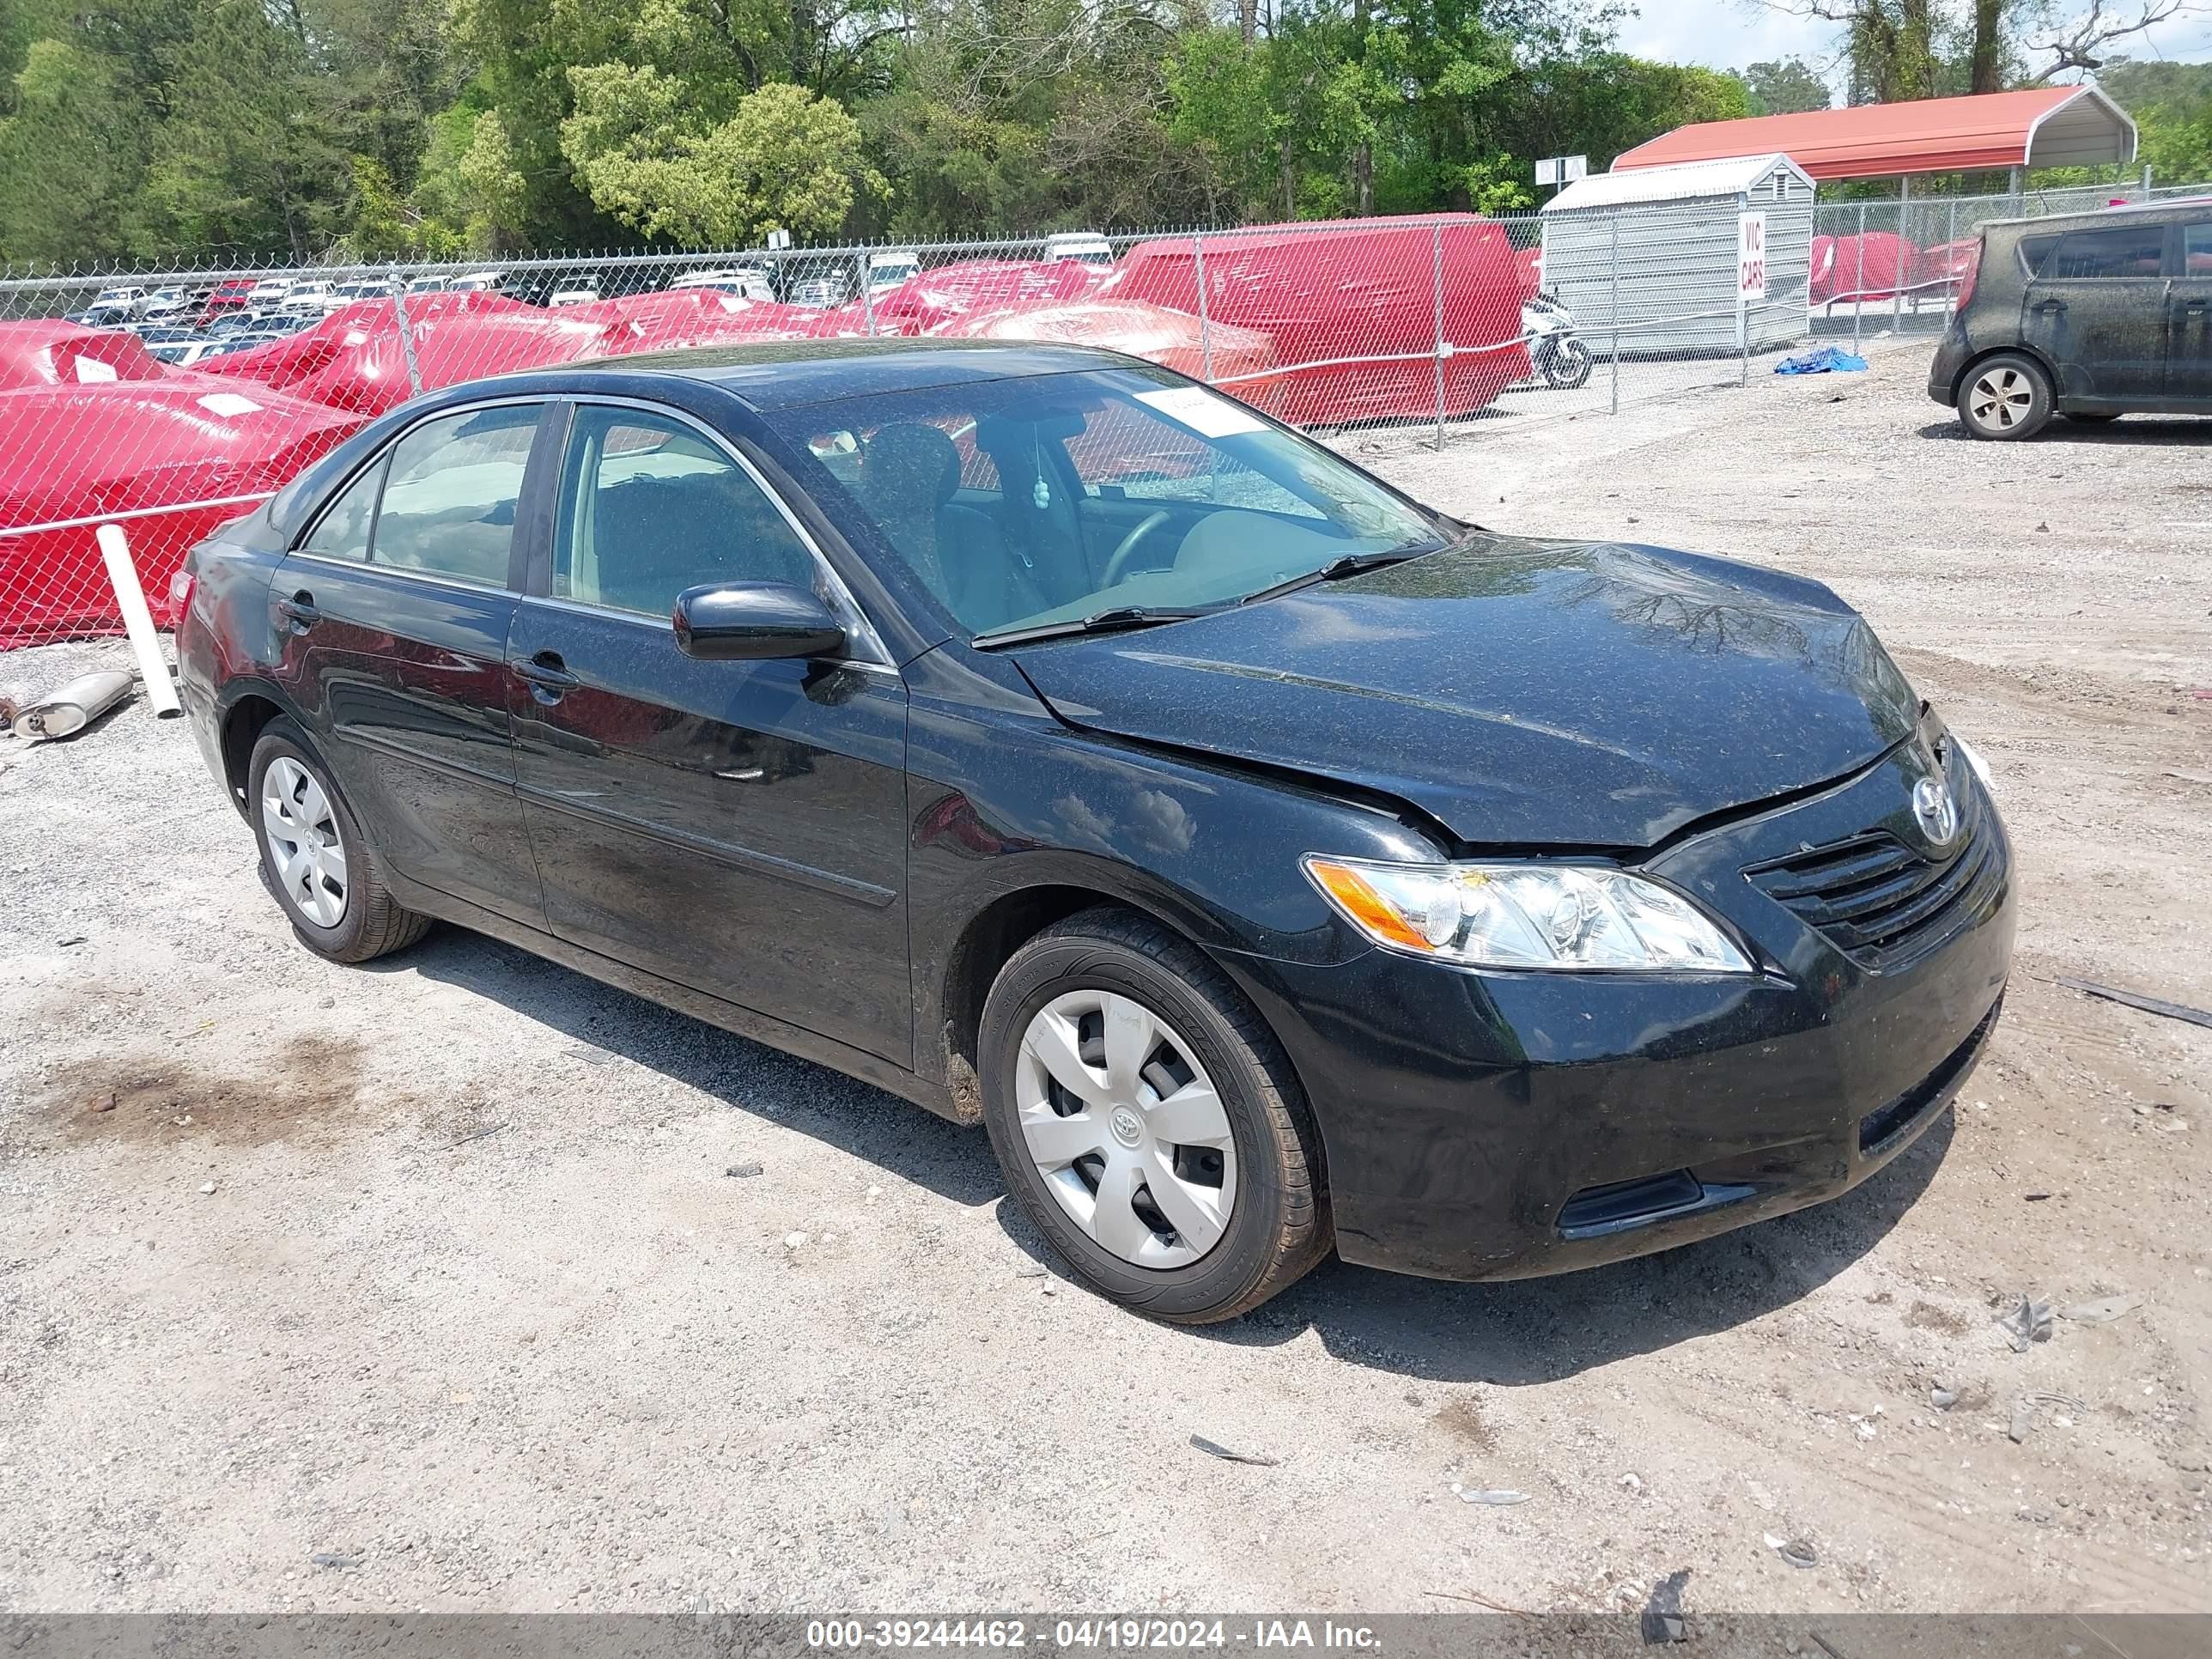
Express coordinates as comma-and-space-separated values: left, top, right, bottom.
1912, 774, 1960, 848
1109, 1107, 1144, 1147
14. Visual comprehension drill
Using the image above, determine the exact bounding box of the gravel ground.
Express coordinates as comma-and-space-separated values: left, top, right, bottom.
1, 345, 2207, 1618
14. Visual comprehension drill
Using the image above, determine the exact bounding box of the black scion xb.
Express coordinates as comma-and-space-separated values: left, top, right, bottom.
176, 340, 2014, 1322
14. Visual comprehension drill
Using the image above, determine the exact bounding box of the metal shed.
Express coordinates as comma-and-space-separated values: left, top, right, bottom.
1540, 153, 1815, 357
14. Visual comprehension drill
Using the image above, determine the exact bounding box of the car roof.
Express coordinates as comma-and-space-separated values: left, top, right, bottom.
567, 337, 1140, 410
1986, 197, 2211, 233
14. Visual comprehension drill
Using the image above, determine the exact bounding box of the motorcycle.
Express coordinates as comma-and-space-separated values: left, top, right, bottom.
1522, 290, 1593, 390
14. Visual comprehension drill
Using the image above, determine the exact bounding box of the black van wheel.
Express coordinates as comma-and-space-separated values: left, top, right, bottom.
977, 908, 1330, 1324
1959, 353, 2053, 441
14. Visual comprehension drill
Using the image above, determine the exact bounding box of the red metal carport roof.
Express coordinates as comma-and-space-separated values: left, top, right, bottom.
1612, 87, 2136, 181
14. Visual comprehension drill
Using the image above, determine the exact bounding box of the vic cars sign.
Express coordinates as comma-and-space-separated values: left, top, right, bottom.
1737, 213, 1768, 302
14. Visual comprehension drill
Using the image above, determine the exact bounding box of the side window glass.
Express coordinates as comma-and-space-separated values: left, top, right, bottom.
369, 404, 541, 586
2185, 222, 2212, 276
556, 407, 817, 617
300, 457, 386, 562
2039, 227, 2166, 280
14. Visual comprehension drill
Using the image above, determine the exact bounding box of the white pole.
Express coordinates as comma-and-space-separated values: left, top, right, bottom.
95, 523, 182, 720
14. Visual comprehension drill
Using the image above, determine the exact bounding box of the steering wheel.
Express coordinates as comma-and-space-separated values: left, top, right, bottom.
1099, 510, 1174, 589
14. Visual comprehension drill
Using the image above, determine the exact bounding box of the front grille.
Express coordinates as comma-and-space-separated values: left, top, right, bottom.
1745, 779, 2002, 972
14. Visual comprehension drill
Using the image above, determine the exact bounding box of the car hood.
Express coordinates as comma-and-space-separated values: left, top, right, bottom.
1008, 536, 1919, 850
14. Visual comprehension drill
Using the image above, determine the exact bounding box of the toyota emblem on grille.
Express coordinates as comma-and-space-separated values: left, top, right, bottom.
1912, 774, 1960, 849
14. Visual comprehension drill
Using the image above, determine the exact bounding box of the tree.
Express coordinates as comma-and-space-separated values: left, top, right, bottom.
561, 74, 885, 244
1737, 57, 1834, 113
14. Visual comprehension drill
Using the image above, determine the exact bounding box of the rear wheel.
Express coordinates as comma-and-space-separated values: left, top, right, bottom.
977, 908, 1329, 1323
1959, 353, 2053, 440
248, 718, 430, 963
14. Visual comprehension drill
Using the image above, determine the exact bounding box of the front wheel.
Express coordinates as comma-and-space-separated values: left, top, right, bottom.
1958, 353, 2053, 440
977, 908, 1329, 1323
1541, 337, 1595, 390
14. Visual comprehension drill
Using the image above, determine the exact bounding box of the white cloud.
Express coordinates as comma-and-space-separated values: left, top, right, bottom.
1616, 0, 2212, 86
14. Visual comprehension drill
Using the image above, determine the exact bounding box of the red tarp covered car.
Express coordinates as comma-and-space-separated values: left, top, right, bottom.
1810, 232, 1928, 306
571, 289, 869, 356
199, 291, 617, 415
1109, 216, 1530, 425
937, 300, 1287, 414
866, 260, 1106, 335
0, 377, 366, 644
0, 320, 171, 391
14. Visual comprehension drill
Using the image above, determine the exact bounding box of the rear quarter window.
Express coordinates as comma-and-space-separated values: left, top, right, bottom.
2037, 226, 2166, 280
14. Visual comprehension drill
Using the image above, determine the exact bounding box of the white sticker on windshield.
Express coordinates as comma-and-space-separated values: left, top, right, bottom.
72, 356, 119, 384
1133, 386, 1267, 439
196, 392, 262, 417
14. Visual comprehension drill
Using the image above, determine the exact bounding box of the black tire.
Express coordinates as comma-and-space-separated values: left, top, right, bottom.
247, 717, 431, 963
977, 907, 1330, 1324
2061, 410, 2121, 424
1957, 352, 2054, 441
1542, 337, 1595, 390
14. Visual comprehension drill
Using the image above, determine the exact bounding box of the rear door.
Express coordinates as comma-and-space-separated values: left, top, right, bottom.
2021, 222, 2171, 402
506, 399, 913, 1065
272, 398, 552, 927
2170, 218, 2212, 404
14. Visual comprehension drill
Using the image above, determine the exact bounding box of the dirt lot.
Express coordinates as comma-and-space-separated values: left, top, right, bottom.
2, 345, 2207, 1617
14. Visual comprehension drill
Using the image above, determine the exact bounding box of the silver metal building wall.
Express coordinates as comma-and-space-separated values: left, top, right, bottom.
1541, 155, 1816, 357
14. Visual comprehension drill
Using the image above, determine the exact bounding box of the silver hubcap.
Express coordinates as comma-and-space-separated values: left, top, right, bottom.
1016, 990, 1237, 1269
260, 756, 347, 928
1969, 368, 2034, 429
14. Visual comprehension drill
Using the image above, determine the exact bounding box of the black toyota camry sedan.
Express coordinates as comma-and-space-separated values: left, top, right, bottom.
175, 339, 2013, 1322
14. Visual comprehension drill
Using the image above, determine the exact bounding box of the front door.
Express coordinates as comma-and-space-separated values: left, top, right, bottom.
2021, 222, 2171, 403
272, 399, 550, 927
2169, 219, 2212, 403
507, 401, 913, 1065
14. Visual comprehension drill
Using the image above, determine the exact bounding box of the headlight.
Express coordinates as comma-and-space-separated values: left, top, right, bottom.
1950, 733, 1993, 793
1303, 855, 1754, 973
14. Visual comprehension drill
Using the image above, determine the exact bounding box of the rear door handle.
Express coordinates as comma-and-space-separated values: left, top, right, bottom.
2033, 298, 2068, 314
2181, 298, 2210, 313
274, 590, 319, 631
514, 651, 580, 702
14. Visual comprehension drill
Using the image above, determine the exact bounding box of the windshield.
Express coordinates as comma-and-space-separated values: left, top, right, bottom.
775, 368, 1446, 639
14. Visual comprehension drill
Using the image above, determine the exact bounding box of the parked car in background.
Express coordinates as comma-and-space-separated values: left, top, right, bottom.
140, 287, 206, 323
247, 277, 298, 308
175, 338, 2012, 1324
325, 280, 388, 309
1042, 233, 1115, 268
280, 282, 337, 317
786, 275, 850, 309
198, 280, 260, 326
450, 270, 505, 294
93, 285, 151, 317
146, 337, 230, 368
549, 284, 601, 307
1930, 198, 2212, 439
69, 307, 135, 330
670, 267, 777, 302
866, 249, 922, 292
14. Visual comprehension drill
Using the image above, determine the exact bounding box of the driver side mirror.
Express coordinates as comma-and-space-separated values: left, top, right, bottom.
672, 582, 846, 661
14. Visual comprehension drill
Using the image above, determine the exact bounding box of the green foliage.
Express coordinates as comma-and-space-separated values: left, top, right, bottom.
561, 73, 884, 245
1735, 57, 1833, 116
29, 0, 2191, 269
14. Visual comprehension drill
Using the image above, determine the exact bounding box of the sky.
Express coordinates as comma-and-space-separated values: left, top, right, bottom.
1617, 1, 2212, 91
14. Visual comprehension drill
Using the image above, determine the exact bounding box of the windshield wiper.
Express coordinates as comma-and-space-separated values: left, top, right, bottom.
1237, 546, 1430, 607
972, 605, 1207, 649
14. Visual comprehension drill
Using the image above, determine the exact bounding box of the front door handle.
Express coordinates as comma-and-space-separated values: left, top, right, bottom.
514, 651, 580, 702
274, 590, 319, 631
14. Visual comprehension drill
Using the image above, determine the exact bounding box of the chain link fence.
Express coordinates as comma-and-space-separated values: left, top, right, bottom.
1808, 178, 2208, 345
3, 179, 2203, 648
